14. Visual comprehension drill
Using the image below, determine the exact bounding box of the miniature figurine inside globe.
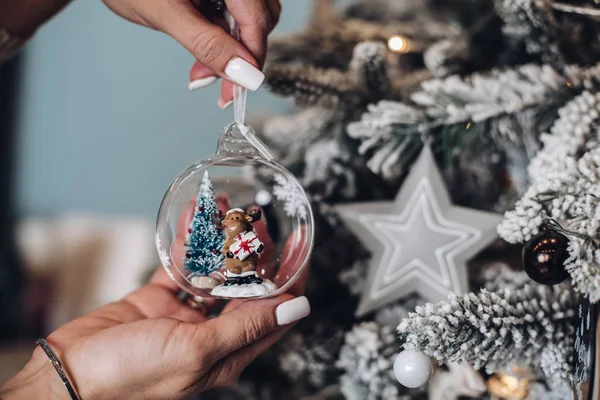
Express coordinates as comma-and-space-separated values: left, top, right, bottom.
155, 123, 314, 299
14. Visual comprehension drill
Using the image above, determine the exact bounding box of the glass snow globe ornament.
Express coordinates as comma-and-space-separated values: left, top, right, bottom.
157, 9, 313, 299
156, 119, 314, 299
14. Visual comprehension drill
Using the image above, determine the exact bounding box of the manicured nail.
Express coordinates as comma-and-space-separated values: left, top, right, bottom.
276, 296, 310, 325
224, 58, 265, 91
188, 76, 218, 91
218, 100, 233, 110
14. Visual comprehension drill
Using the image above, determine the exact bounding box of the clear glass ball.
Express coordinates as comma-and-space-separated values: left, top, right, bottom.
155, 123, 314, 299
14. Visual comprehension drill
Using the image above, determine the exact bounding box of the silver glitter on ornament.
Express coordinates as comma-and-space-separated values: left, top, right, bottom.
336, 146, 502, 316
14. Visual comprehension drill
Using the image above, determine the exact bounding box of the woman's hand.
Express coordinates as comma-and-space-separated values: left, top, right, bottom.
0, 0, 280, 105
1, 269, 308, 400
1, 195, 310, 400
102, 0, 281, 107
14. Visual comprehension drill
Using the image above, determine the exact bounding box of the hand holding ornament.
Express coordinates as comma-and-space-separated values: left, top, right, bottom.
0, 193, 310, 400
101, 0, 281, 106
0, 0, 281, 106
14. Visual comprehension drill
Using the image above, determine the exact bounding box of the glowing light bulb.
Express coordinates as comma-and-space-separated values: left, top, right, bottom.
487, 369, 531, 400
388, 35, 409, 53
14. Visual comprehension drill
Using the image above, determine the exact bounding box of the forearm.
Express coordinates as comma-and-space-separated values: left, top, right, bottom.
0, 348, 69, 400
0, 0, 72, 36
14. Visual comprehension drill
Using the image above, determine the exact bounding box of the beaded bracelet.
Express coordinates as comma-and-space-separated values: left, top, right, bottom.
36, 338, 81, 400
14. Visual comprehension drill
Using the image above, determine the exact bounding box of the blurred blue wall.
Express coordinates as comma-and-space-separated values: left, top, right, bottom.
15, 0, 310, 219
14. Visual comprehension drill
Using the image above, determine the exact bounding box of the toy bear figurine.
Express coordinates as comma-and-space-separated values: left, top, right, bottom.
216, 208, 265, 286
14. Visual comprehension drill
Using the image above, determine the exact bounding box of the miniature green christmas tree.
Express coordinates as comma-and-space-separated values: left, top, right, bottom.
184, 171, 224, 275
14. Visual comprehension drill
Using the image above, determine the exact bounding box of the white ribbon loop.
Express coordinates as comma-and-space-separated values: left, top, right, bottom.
225, 10, 275, 161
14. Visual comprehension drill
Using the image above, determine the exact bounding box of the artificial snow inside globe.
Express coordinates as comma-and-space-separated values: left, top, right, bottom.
156, 122, 314, 299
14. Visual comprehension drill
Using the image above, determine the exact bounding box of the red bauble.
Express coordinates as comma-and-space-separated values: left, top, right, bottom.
185, 253, 191, 259
187, 229, 192, 234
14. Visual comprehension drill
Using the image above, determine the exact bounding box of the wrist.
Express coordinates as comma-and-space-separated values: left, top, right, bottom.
0, 347, 71, 400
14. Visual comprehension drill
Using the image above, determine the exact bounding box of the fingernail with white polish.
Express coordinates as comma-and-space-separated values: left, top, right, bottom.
188, 76, 218, 91
224, 58, 265, 91
219, 100, 233, 110
276, 296, 310, 326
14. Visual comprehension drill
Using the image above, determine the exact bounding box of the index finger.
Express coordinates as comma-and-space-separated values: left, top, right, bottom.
224, 0, 271, 67
157, 1, 264, 90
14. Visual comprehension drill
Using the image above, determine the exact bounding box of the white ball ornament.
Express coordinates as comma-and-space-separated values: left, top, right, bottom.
393, 350, 433, 388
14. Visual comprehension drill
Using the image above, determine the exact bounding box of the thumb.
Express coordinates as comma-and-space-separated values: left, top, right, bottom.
160, 1, 265, 91
200, 295, 310, 362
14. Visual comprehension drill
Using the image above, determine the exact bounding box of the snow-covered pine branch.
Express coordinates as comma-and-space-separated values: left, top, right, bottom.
498, 91, 600, 300
266, 63, 361, 109
528, 382, 574, 400
495, 0, 600, 66
412, 64, 571, 125
259, 106, 338, 166
337, 322, 422, 400
279, 331, 344, 389
499, 91, 600, 238
346, 101, 424, 179
423, 38, 470, 78
526, 91, 600, 186
349, 42, 389, 104
480, 262, 531, 292
348, 63, 600, 180
374, 297, 425, 330
565, 236, 600, 302
494, 0, 563, 64
397, 284, 577, 385
265, 41, 389, 115
539, 341, 571, 386
302, 139, 362, 200
338, 259, 368, 296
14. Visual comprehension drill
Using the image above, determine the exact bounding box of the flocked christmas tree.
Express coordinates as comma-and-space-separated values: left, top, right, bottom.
198, 0, 600, 399
184, 171, 224, 275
